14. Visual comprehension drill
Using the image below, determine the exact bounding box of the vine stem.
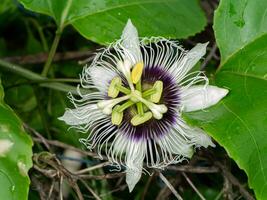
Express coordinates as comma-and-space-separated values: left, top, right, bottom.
0, 59, 41, 80
41, 28, 63, 77
0, 59, 84, 95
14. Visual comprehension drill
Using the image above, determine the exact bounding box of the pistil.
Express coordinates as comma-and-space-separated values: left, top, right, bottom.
131, 93, 167, 120
135, 63, 144, 116
117, 60, 135, 91
97, 95, 131, 115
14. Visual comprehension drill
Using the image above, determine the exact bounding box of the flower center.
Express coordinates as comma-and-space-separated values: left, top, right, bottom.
97, 60, 168, 126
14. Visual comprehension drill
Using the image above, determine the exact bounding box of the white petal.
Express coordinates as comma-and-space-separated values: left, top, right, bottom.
157, 129, 194, 158
112, 133, 145, 192
112, 133, 128, 154
190, 127, 215, 148
58, 104, 97, 125
175, 120, 215, 148
121, 19, 142, 64
88, 66, 117, 93
173, 43, 208, 82
126, 167, 142, 192
181, 85, 229, 112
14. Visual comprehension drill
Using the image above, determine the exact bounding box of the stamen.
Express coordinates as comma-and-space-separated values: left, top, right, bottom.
148, 103, 168, 119
150, 81, 163, 103
112, 101, 135, 126
136, 102, 144, 116
131, 61, 144, 84
111, 105, 123, 125
117, 101, 135, 112
137, 97, 167, 120
115, 85, 131, 94
131, 112, 152, 126
142, 88, 156, 97
108, 77, 122, 98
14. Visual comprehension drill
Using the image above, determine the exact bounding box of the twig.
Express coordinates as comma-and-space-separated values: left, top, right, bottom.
222, 170, 234, 200
99, 184, 127, 197
33, 164, 57, 178
78, 56, 95, 65
215, 162, 255, 200
31, 176, 47, 200
2, 51, 94, 65
24, 123, 51, 151
167, 165, 219, 173
214, 189, 224, 200
33, 149, 115, 200
182, 172, 206, 200
59, 176, 64, 200
115, 176, 124, 188
47, 179, 56, 200
159, 172, 183, 200
80, 179, 102, 200
141, 173, 155, 200
83, 185, 127, 199
75, 161, 109, 175
70, 181, 84, 200
77, 172, 123, 180
33, 137, 101, 158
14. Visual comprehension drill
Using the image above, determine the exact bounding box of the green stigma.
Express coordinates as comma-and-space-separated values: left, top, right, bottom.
98, 60, 168, 126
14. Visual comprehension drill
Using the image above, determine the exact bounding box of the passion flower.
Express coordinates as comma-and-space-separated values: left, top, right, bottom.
59, 19, 228, 192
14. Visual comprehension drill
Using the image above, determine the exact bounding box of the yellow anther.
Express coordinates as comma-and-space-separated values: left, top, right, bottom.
131, 61, 144, 84
150, 81, 163, 103
108, 77, 122, 98
111, 106, 123, 125
131, 112, 152, 126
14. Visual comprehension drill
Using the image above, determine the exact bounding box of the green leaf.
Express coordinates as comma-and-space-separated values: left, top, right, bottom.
72, 0, 207, 44
0, 0, 16, 14
19, 0, 93, 28
214, 0, 267, 62
185, 17, 267, 200
184, 0, 267, 198
0, 81, 33, 200
19, 0, 207, 44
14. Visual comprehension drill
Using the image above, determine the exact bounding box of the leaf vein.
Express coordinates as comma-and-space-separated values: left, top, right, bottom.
222, 102, 267, 186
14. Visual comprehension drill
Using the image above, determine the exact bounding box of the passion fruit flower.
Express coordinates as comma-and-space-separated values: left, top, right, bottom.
59, 19, 228, 192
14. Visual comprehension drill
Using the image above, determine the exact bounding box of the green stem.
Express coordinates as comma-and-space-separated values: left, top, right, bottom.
38, 78, 80, 83
40, 82, 81, 95
28, 18, 49, 52
136, 81, 144, 115
118, 100, 135, 112
136, 80, 142, 91
41, 28, 63, 77
0, 59, 42, 80
0, 59, 84, 95
115, 85, 131, 94
33, 86, 51, 139
143, 88, 156, 97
